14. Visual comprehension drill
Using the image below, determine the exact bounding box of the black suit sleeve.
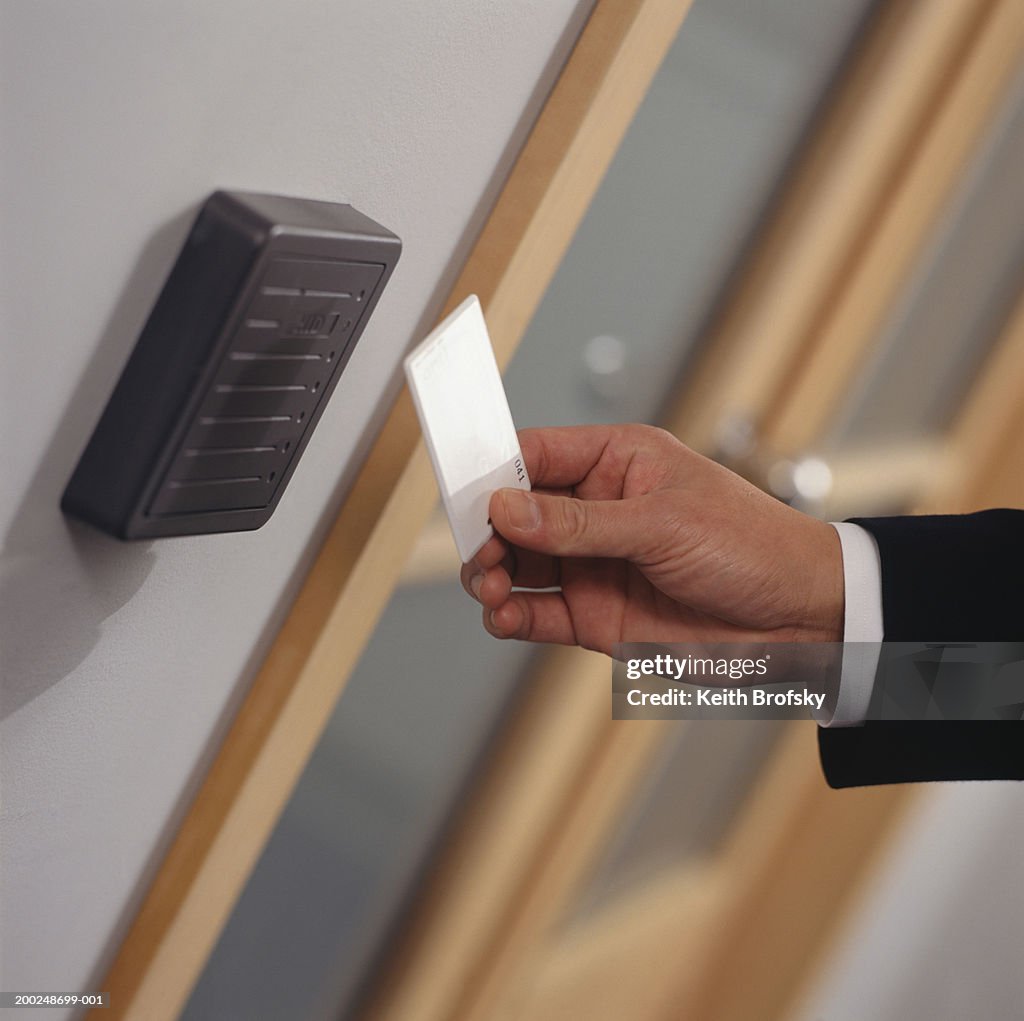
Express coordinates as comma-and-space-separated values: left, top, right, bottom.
818, 509, 1024, 788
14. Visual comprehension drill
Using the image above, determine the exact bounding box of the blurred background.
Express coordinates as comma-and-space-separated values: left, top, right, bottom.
180, 0, 1024, 1018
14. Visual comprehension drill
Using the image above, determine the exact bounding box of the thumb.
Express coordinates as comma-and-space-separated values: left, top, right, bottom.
490, 488, 644, 560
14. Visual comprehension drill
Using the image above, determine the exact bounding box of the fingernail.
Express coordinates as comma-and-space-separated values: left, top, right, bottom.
469, 572, 483, 599
488, 609, 504, 635
501, 489, 540, 531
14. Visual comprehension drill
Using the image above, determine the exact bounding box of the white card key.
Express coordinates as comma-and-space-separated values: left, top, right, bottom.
404, 295, 530, 562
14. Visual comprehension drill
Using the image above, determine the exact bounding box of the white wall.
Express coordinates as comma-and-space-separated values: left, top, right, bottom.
0, 0, 591, 1008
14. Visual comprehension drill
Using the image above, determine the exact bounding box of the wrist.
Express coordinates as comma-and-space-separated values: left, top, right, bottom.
795, 519, 845, 642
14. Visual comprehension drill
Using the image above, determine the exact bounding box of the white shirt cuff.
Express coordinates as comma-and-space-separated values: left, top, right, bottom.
812, 522, 884, 727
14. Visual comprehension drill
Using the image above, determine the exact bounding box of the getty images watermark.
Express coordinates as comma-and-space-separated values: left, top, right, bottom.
612, 642, 1024, 721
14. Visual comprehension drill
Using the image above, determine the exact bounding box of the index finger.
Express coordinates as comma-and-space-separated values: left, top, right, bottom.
517, 425, 622, 489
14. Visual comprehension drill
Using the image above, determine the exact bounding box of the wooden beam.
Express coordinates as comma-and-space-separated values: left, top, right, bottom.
823, 439, 948, 520
511, 864, 727, 1021
457, 714, 677, 1021
400, 509, 460, 586
923, 288, 1024, 513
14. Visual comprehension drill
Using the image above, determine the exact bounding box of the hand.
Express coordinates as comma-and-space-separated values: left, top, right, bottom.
461, 424, 844, 655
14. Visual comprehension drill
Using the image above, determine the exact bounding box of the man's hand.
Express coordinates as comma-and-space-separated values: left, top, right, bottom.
460, 424, 844, 655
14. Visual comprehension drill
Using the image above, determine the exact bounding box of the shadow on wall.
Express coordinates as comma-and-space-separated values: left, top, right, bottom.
0, 208, 199, 720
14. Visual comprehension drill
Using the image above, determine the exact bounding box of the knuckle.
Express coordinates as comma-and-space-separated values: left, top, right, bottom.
624, 422, 664, 443
557, 497, 590, 549
647, 425, 685, 453
623, 424, 688, 465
